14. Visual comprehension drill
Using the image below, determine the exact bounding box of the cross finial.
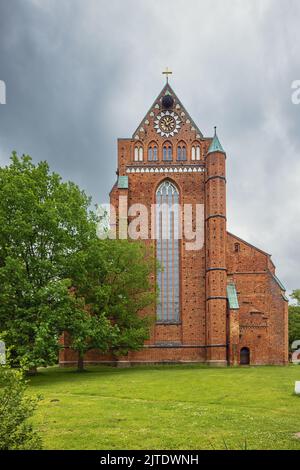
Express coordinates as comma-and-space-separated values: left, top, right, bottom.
162, 67, 172, 83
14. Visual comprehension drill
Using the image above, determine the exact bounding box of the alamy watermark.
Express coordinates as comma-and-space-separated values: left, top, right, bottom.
291, 80, 300, 104
96, 200, 205, 251
0, 80, 6, 104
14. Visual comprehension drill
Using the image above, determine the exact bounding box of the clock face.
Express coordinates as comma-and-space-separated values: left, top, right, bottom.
154, 111, 181, 137
160, 115, 176, 132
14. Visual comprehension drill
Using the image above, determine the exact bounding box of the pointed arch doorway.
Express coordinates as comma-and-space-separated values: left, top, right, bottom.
240, 347, 250, 365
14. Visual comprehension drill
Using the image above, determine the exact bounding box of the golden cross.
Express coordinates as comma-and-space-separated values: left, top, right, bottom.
162, 67, 173, 83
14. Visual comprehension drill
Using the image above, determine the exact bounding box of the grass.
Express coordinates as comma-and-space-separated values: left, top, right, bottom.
27, 364, 300, 450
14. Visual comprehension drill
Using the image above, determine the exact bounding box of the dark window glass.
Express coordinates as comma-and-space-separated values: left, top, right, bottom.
177, 145, 186, 161
163, 146, 167, 161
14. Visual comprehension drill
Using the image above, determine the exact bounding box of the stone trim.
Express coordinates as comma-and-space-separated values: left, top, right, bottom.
206, 267, 227, 272
207, 296, 228, 301
206, 214, 227, 221
205, 175, 226, 183
126, 165, 205, 174
227, 271, 267, 275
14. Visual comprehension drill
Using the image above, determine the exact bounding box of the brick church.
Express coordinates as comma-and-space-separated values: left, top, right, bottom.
60, 77, 288, 367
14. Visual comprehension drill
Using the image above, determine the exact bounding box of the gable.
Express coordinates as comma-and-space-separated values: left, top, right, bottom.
132, 83, 203, 143
227, 232, 272, 273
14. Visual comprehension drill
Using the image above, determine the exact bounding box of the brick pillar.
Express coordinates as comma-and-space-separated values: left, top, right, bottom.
228, 308, 240, 366
205, 141, 227, 366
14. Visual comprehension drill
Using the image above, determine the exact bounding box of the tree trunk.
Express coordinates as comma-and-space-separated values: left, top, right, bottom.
77, 352, 85, 372
27, 366, 38, 376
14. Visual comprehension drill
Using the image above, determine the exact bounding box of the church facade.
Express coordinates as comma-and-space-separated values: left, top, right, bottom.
60, 80, 288, 367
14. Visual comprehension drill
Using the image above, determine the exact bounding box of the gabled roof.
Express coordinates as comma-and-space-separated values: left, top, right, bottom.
132, 82, 203, 139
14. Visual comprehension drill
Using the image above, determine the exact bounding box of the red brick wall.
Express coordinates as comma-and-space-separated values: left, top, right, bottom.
227, 233, 288, 365
59, 85, 288, 367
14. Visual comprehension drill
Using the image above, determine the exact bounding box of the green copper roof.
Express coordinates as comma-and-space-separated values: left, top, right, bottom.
118, 176, 129, 189
227, 284, 239, 310
272, 274, 286, 292
207, 127, 225, 154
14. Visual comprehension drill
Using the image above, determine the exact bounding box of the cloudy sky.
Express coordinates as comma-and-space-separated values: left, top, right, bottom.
0, 0, 300, 294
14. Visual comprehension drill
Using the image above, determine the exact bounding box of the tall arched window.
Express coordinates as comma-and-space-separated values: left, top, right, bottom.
148, 142, 158, 161
191, 143, 201, 161
177, 142, 187, 161
134, 144, 143, 162
134, 147, 139, 161
139, 147, 143, 161
156, 181, 180, 323
162, 142, 172, 161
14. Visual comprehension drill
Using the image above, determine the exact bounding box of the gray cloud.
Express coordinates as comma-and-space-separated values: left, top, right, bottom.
0, 0, 300, 293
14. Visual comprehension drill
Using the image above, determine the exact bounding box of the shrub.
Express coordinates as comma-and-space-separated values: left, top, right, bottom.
0, 367, 42, 450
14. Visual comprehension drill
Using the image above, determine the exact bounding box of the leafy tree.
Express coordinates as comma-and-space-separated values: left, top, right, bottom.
0, 153, 96, 372
0, 154, 157, 372
0, 367, 42, 450
291, 290, 300, 304
289, 290, 300, 350
67, 238, 156, 365
63, 293, 119, 371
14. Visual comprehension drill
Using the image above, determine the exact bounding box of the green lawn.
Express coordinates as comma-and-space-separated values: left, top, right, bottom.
28, 365, 300, 450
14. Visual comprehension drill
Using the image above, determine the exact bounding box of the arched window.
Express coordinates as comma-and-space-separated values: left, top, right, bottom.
177, 142, 187, 161
134, 144, 143, 162
134, 147, 139, 162
234, 243, 240, 253
139, 147, 143, 161
148, 142, 158, 161
191, 143, 201, 161
156, 181, 180, 323
162, 142, 172, 161
240, 347, 250, 365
